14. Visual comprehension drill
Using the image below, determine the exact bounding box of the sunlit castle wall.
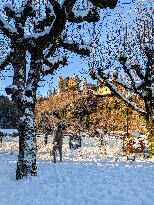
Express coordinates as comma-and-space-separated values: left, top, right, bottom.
68, 75, 80, 91
58, 76, 69, 95
82, 77, 88, 95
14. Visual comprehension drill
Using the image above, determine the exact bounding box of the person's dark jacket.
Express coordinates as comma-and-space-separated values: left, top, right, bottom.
53, 125, 64, 146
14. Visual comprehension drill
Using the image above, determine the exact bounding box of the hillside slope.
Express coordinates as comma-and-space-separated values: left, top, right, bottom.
35, 91, 147, 134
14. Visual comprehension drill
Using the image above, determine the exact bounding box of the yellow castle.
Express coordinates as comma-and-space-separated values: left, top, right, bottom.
97, 84, 111, 96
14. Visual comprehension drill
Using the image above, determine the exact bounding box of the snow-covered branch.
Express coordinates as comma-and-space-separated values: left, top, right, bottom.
43, 37, 90, 60
0, 16, 17, 37
24, 0, 103, 48
115, 78, 135, 92
4, 4, 16, 19
132, 64, 145, 80
105, 80, 146, 115
122, 64, 139, 92
16, 0, 36, 22
89, 70, 146, 115
119, 56, 144, 95
0, 51, 14, 71
44, 43, 58, 59
61, 41, 90, 56
34, 3, 56, 32
67, 8, 99, 23
34, 16, 55, 31
42, 56, 68, 76
96, 74, 146, 115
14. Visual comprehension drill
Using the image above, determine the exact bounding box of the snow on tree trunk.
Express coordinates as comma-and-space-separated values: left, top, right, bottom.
9, 38, 37, 180
16, 95, 37, 180
16, 46, 42, 180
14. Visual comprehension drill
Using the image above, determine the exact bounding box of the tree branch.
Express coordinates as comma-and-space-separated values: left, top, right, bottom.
98, 67, 144, 98
119, 56, 139, 93
25, 9, 66, 48
44, 44, 58, 59
89, 0, 118, 9
34, 16, 55, 31
34, 3, 56, 31
48, 0, 61, 16
115, 78, 135, 92
14, 0, 36, 27
132, 64, 145, 80
25, 0, 100, 48
105, 79, 146, 115
61, 41, 90, 56
0, 51, 14, 71
4, 4, 16, 19
89, 70, 146, 115
62, 0, 76, 12
122, 64, 139, 92
0, 15, 17, 37
67, 8, 99, 23
42, 56, 68, 76
115, 78, 144, 98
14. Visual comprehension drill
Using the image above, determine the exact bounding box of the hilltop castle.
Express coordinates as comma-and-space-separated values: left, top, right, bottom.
58, 74, 80, 94
57, 74, 111, 96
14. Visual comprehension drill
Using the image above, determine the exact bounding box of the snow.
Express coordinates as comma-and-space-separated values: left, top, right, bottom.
45, 3, 55, 17
5, 3, 14, 11
6, 84, 17, 90
72, 0, 94, 18
129, 131, 142, 138
4, 3, 16, 14
0, 16, 17, 34
0, 129, 18, 134
23, 96, 33, 103
47, 56, 65, 65
25, 25, 53, 39
0, 49, 13, 66
1, 134, 154, 205
16, 0, 33, 15
79, 43, 91, 50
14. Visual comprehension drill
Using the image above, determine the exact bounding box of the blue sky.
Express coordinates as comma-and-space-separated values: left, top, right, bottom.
0, 0, 151, 97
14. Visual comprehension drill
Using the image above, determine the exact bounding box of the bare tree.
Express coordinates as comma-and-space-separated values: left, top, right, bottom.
89, 0, 154, 155
0, 0, 118, 179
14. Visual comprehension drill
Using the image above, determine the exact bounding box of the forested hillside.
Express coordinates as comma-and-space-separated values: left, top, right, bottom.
35, 91, 147, 135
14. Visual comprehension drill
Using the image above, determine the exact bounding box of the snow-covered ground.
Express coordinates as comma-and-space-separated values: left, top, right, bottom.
1, 137, 154, 205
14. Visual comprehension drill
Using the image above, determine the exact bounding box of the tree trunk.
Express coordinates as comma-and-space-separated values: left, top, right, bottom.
16, 46, 42, 180
145, 97, 154, 157
16, 96, 37, 180
147, 116, 154, 157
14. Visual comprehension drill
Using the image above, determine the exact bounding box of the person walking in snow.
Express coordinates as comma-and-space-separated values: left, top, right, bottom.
52, 123, 65, 163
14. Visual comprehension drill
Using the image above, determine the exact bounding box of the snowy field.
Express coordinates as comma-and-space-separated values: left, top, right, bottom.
1, 138, 154, 205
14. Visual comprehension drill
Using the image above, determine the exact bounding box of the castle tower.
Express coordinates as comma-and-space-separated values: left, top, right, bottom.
68, 74, 79, 91
82, 77, 88, 95
58, 76, 63, 95
58, 76, 69, 95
